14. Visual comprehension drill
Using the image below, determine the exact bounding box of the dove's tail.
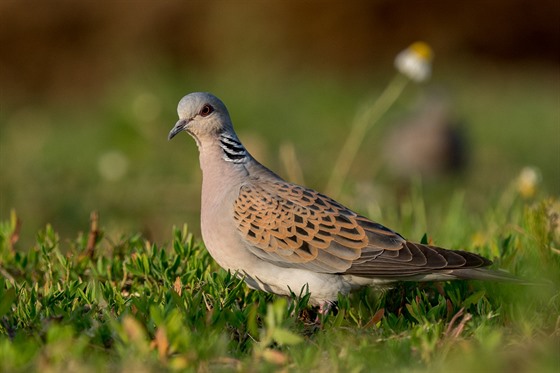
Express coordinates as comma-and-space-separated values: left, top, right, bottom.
448, 267, 529, 283
396, 266, 535, 285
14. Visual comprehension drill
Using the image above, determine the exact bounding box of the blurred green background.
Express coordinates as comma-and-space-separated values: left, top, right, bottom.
1, 0, 559, 248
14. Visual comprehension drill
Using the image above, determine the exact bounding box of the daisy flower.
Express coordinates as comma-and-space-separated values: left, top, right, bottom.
394, 41, 434, 82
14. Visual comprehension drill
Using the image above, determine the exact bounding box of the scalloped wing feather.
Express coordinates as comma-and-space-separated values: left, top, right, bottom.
233, 180, 492, 277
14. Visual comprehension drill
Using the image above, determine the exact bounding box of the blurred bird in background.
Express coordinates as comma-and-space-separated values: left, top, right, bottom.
383, 93, 468, 181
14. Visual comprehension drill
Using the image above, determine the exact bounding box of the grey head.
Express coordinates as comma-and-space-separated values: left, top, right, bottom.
168, 92, 234, 143
168, 92, 250, 163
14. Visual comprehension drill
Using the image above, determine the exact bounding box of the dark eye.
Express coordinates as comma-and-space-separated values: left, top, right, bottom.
199, 104, 214, 117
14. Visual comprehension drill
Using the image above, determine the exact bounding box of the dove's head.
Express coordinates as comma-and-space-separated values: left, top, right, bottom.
168, 92, 233, 142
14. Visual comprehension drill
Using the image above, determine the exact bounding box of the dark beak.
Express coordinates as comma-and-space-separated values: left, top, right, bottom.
168, 119, 188, 140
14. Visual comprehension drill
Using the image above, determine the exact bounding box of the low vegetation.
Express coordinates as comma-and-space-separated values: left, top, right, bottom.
1, 190, 558, 372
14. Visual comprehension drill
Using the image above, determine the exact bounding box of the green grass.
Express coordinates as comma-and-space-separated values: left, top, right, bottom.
1, 189, 558, 372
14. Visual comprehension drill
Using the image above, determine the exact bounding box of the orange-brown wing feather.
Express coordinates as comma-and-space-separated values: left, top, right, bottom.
234, 181, 403, 273
233, 180, 492, 276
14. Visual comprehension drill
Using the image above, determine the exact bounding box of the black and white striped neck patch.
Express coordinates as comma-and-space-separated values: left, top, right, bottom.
219, 133, 248, 163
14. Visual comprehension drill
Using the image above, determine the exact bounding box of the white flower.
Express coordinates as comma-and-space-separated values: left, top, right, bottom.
517, 166, 541, 198
394, 42, 433, 82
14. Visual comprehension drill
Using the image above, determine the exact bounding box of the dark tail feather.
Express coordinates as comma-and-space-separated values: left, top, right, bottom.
450, 268, 535, 284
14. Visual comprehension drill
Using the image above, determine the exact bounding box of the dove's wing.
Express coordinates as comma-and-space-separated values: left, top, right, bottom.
233, 180, 491, 277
